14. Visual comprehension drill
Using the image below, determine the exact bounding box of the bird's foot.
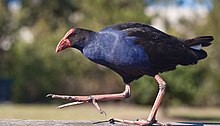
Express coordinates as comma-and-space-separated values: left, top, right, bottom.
46, 84, 130, 116
109, 118, 163, 126
46, 94, 106, 116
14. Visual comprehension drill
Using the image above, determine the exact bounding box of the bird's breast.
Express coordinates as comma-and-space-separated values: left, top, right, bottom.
83, 32, 152, 70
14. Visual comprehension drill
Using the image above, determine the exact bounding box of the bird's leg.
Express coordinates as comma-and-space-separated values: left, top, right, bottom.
47, 83, 131, 114
147, 75, 166, 123
110, 75, 166, 125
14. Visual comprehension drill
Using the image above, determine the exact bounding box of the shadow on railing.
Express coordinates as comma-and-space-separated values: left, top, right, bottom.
174, 122, 220, 126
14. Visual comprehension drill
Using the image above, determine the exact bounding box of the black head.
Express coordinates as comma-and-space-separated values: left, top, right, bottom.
56, 28, 92, 52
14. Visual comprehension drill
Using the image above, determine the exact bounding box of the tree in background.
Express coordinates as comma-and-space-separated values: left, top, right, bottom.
130, 0, 214, 106
0, 0, 219, 107
0, 0, 150, 103
194, 0, 220, 106
0, 0, 80, 102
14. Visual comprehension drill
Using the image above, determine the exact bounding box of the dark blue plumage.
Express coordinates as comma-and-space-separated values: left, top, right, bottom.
82, 27, 154, 83
60, 22, 213, 83
51, 22, 214, 125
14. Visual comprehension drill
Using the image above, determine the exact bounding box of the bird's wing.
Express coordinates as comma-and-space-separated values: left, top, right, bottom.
110, 22, 198, 72
100, 22, 154, 32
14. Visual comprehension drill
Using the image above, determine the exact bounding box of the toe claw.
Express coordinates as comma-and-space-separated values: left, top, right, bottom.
56, 106, 61, 109
91, 99, 107, 116
99, 109, 107, 117
46, 94, 54, 98
109, 118, 116, 124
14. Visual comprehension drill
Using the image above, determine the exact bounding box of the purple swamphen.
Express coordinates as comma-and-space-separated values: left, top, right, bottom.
47, 22, 214, 125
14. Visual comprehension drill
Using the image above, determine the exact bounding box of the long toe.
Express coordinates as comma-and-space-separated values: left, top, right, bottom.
110, 118, 148, 126
110, 118, 163, 126
56, 101, 85, 109
46, 94, 78, 100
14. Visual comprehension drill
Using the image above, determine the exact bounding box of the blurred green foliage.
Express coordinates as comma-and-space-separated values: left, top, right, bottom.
0, 0, 219, 107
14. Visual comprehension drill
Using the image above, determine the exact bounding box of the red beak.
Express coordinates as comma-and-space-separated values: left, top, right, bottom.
55, 28, 74, 53
55, 39, 71, 52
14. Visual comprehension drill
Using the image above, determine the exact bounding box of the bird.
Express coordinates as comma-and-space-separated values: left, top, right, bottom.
47, 22, 214, 125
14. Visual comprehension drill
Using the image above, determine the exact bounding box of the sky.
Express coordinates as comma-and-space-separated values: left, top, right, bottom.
145, 0, 213, 10
144, 0, 213, 32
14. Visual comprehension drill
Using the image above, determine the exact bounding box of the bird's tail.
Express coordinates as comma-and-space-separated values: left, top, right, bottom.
184, 36, 214, 60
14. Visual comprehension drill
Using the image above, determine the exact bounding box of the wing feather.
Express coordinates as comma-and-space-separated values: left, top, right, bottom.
114, 23, 198, 72
101, 22, 198, 73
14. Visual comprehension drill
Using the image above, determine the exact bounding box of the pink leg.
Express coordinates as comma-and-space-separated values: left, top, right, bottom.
47, 84, 130, 101
147, 75, 166, 123
47, 75, 166, 125
111, 75, 166, 125
47, 84, 131, 113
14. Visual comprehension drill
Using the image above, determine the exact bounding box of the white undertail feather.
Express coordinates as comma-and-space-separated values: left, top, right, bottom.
190, 44, 202, 50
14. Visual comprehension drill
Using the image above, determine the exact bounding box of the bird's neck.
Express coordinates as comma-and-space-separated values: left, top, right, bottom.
74, 29, 96, 51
